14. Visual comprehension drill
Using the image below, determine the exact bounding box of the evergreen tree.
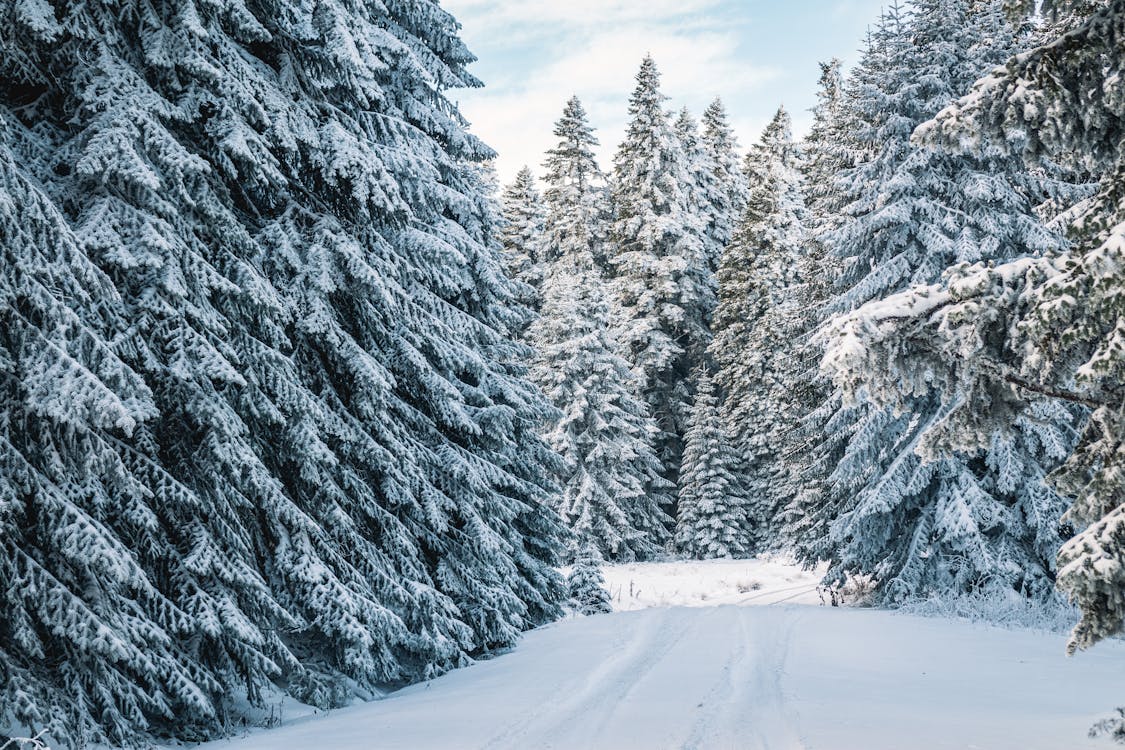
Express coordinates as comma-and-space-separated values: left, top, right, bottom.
780, 60, 851, 553
499, 166, 546, 326
531, 98, 671, 561
609, 56, 712, 486
530, 253, 672, 562
542, 97, 611, 273
807, 0, 1073, 603
0, 119, 217, 747
567, 542, 614, 616
710, 106, 813, 552
700, 98, 750, 271
801, 58, 852, 222
0, 0, 566, 744
828, 0, 1125, 650
676, 369, 749, 559
784, 56, 865, 559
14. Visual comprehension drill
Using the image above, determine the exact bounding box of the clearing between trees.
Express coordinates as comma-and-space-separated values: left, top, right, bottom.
205, 559, 1125, 750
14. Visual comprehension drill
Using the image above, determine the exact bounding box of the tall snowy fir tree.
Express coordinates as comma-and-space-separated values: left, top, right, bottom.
801, 58, 851, 224
700, 98, 750, 273
541, 97, 611, 273
529, 98, 671, 562
529, 251, 672, 562
805, 0, 1075, 604
709, 106, 813, 552
676, 369, 749, 559
0, 0, 567, 745
0, 124, 215, 747
499, 166, 546, 326
781, 58, 849, 551
820, 0, 1125, 653
609, 56, 712, 490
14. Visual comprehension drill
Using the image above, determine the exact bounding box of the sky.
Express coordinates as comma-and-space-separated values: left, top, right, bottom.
442, 0, 889, 184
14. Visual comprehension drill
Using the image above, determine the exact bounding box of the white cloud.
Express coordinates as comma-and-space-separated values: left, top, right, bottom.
449, 0, 727, 28
445, 1, 777, 183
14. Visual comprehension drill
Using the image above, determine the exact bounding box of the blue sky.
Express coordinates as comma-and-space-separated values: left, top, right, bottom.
442, 0, 888, 183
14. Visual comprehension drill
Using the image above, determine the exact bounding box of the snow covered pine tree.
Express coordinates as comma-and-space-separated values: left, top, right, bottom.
806, 0, 1075, 604
676, 369, 749, 559
0, 0, 565, 745
499, 166, 546, 328
822, 0, 1125, 652
531, 98, 672, 562
567, 542, 614, 616
609, 56, 713, 490
709, 106, 814, 553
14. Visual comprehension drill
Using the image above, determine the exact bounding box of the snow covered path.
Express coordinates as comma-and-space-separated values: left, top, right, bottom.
210, 599, 1125, 750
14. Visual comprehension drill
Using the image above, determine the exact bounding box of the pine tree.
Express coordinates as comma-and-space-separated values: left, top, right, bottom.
709, 106, 813, 552
531, 98, 671, 561
542, 97, 611, 273
609, 56, 712, 486
0, 0, 567, 744
676, 369, 749, 559
567, 542, 614, 616
530, 254, 672, 562
829, 0, 1125, 649
500, 166, 546, 326
781, 60, 851, 554
700, 98, 750, 270
807, 0, 1074, 603
801, 58, 852, 222
0, 118, 216, 747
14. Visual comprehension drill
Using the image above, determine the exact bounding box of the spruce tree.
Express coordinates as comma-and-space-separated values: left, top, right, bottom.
0, 121, 217, 747
827, 0, 1125, 649
700, 98, 750, 271
710, 106, 813, 552
808, 0, 1073, 603
783, 58, 857, 558
609, 56, 712, 486
530, 255, 672, 561
676, 369, 749, 559
530, 98, 672, 561
499, 166, 546, 327
0, 0, 567, 744
542, 97, 611, 273
567, 542, 614, 616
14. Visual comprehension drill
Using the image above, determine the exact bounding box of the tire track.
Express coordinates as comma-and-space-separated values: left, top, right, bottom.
680, 608, 807, 750
481, 608, 692, 750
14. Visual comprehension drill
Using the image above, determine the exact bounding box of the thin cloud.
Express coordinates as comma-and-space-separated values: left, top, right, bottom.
446, 0, 776, 183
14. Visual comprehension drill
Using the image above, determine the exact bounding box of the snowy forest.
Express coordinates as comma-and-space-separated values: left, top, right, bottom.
2, 0, 1125, 747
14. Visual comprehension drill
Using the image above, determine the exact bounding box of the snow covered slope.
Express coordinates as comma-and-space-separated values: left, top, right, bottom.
206, 561, 1125, 750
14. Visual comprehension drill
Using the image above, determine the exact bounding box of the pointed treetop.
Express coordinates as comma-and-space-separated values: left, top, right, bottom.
749, 106, 794, 169
816, 59, 844, 104
702, 98, 737, 142
675, 107, 700, 141
511, 165, 537, 189
555, 96, 599, 144
544, 96, 603, 194
627, 55, 669, 115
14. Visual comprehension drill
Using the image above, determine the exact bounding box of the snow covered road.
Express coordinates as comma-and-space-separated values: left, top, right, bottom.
210, 600, 1125, 750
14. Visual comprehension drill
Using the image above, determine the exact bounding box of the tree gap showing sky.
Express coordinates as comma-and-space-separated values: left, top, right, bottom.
443, 0, 889, 182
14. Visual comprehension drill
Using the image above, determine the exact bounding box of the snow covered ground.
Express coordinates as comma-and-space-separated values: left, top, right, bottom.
601, 556, 826, 610
205, 558, 1125, 750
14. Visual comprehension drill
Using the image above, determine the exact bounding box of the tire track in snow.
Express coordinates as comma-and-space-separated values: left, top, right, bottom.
737, 582, 820, 605
480, 608, 692, 750
678, 608, 753, 750
680, 608, 806, 750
